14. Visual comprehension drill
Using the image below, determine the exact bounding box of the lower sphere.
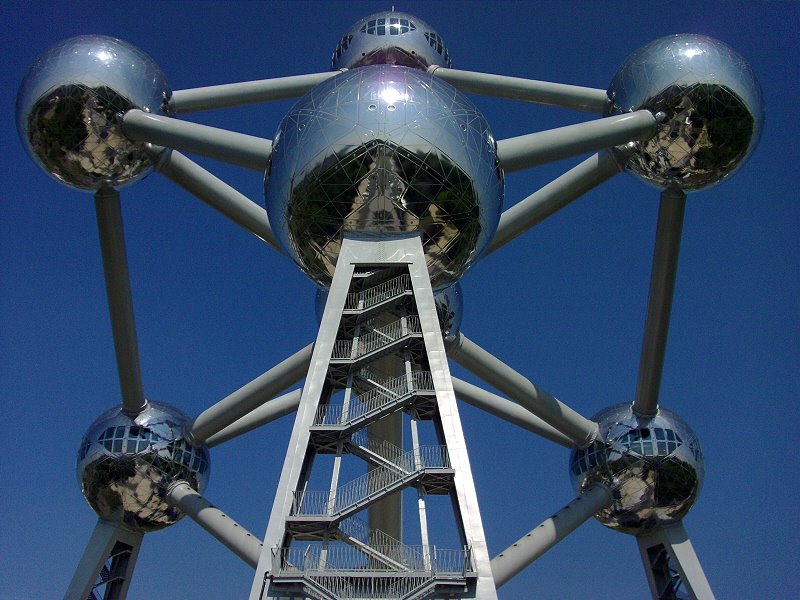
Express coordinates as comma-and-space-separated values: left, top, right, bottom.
77, 401, 210, 533
569, 403, 703, 535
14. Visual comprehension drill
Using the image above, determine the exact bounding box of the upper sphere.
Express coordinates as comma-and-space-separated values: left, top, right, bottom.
265, 65, 503, 289
607, 34, 763, 191
77, 401, 210, 533
17, 35, 172, 191
569, 403, 704, 535
332, 11, 452, 71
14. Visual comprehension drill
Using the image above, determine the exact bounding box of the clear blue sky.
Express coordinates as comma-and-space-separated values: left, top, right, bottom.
1, 1, 797, 598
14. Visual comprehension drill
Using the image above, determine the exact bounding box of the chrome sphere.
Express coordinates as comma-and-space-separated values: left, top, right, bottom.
314, 281, 462, 338
607, 34, 763, 191
569, 403, 703, 535
17, 35, 172, 191
77, 401, 210, 533
266, 65, 503, 289
332, 11, 451, 71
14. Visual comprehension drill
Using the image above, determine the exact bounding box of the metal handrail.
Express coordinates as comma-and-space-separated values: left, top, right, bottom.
291, 445, 450, 517
345, 274, 411, 310
331, 316, 422, 359
273, 544, 471, 575
314, 371, 434, 426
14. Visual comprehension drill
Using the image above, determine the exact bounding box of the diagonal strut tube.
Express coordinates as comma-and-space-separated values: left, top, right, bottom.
496, 110, 656, 173
427, 66, 609, 113
487, 148, 629, 255
187, 342, 314, 446
491, 484, 612, 588
123, 110, 272, 172
446, 332, 598, 447
155, 149, 280, 250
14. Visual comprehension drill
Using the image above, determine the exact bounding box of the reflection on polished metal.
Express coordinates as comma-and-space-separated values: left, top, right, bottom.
252, 236, 497, 599
16, 35, 171, 191
607, 34, 764, 191
332, 11, 451, 71
265, 64, 503, 290
77, 401, 211, 533
14, 9, 766, 600
315, 281, 463, 338
569, 403, 704, 535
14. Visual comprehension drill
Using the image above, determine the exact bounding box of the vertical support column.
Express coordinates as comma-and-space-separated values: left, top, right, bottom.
636, 522, 715, 600
94, 186, 147, 415
64, 519, 143, 600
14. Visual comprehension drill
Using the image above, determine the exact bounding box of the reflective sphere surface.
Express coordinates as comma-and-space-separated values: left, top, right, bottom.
314, 281, 462, 338
569, 403, 703, 535
17, 35, 172, 191
332, 11, 451, 71
607, 34, 763, 191
266, 65, 503, 289
77, 401, 210, 533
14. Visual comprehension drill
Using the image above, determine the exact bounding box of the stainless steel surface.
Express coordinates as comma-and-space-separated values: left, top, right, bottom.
634, 188, 686, 418
156, 149, 280, 250
205, 389, 302, 448
331, 11, 451, 71
94, 187, 147, 415
447, 331, 598, 447
265, 65, 503, 289
166, 482, 263, 568
607, 34, 763, 191
188, 342, 313, 445
171, 71, 340, 114
451, 377, 573, 448
77, 401, 210, 533
496, 110, 656, 173
491, 484, 612, 588
487, 149, 624, 255
17, 35, 171, 191
123, 110, 272, 171
569, 403, 704, 535
428, 66, 609, 113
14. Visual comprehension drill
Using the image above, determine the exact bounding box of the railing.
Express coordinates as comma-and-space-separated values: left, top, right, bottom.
331, 316, 422, 359
314, 371, 434, 426
291, 445, 450, 517
345, 274, 411, 311
272, 544, 472, 576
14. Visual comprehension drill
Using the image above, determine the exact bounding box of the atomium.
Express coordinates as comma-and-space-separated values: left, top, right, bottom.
77, 401, 210, 533
16, 35, 172, 191
607, 34, 764, 191
331, 10, 452, 71
569, 403, 704, 535
265, 65, 503, 290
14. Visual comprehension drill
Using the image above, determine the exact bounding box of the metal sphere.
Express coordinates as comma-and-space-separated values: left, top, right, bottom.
16, 35, 172, 191
266, 65, 503, 289
331, 11, 451, 71
568, 403, 704, 535
314, 282, 463, 338
77, 401, 210, 533
607, 34, 763, 191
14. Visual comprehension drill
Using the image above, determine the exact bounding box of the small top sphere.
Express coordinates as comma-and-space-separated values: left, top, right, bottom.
607, 34, 763, 191
332, 11, 452, 71
17, 35, 172, 191
569, 403, 704, 535
77, 401, 210, 533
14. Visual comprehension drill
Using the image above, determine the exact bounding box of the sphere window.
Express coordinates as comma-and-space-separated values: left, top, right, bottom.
361, 17, 415, 36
